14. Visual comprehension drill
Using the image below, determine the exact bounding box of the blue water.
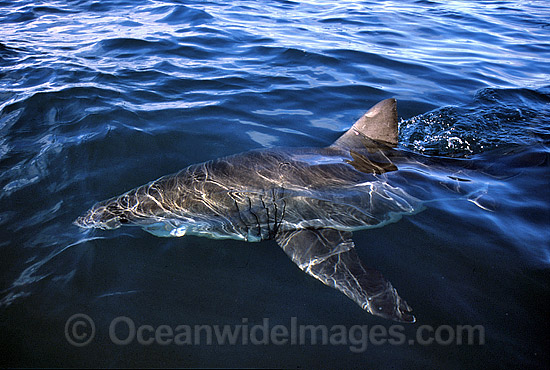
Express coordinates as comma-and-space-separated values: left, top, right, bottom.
1, 0, 549, 368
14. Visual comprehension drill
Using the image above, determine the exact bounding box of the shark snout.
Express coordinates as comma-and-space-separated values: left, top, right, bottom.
74, 199, 130, 230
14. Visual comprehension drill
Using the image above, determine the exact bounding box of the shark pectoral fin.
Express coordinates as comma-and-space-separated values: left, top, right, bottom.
276, 228, 415, 323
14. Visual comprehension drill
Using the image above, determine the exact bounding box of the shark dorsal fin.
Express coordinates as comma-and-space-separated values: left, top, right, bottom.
332, 98, 398, 149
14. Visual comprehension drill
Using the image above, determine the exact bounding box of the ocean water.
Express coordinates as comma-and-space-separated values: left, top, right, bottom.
1, 0, 549, 368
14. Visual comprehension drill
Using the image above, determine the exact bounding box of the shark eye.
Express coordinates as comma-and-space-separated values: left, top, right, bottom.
279, 162, 291, 171
193, 172, 206, 182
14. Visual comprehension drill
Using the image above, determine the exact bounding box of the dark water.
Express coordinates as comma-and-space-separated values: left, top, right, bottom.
1, 0, 549, 368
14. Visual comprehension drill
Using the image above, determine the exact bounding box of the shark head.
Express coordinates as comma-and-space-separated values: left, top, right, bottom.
74, 179, 203, 236
74, 196, 133, 230
74, 181, 177, 230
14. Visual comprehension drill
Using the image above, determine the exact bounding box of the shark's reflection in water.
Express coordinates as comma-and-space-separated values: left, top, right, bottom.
76, 99, 462, 323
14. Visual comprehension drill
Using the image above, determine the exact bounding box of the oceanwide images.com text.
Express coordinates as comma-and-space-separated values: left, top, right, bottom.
65, 314, 485, 353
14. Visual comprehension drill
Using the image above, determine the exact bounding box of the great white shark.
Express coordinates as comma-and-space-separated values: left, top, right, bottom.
75, 98, 435, 323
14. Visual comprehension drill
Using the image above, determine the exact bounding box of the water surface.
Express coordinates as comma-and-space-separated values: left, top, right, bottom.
0, 0, 549, 368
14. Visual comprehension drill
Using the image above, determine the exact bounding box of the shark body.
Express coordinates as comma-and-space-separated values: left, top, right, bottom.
76, 98, 427, 323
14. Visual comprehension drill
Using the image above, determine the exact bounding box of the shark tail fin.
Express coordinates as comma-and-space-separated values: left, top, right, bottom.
331, 98, 398, 149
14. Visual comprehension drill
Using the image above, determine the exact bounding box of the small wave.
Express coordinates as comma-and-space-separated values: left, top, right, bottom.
96, 290, 140, 299
399, 87, 550, 157
156, 5, 213, 26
